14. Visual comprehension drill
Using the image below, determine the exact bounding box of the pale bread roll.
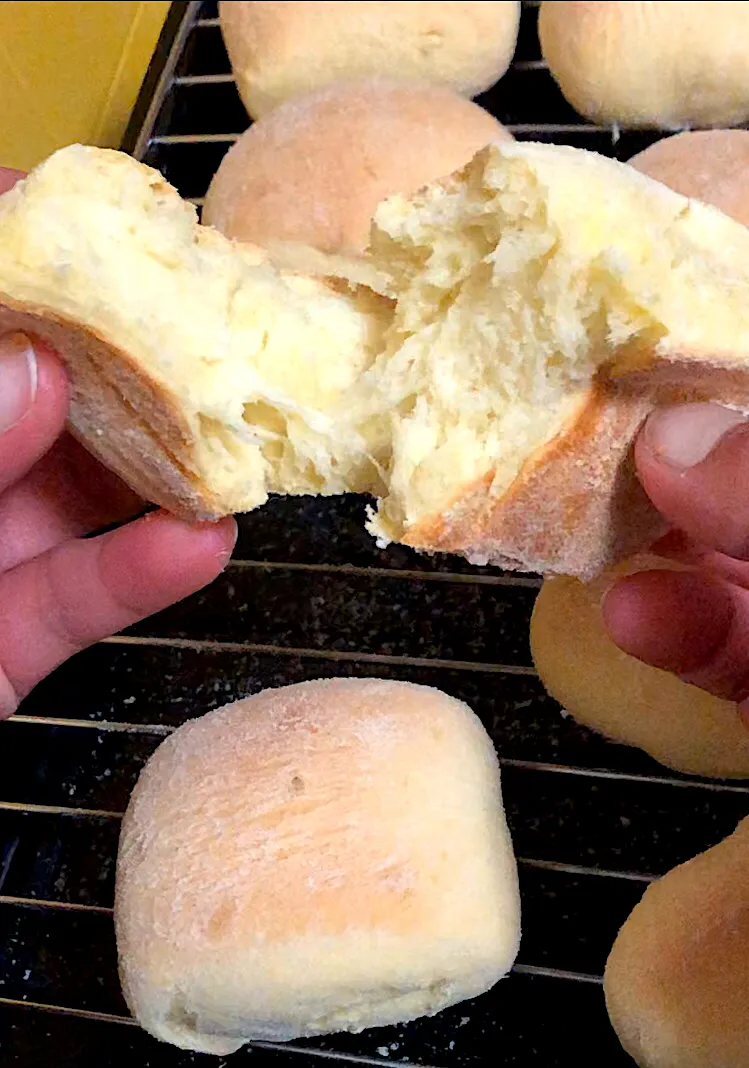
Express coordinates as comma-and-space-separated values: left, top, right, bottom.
203, 79, 510, 255
604, 816, 749, 1068
114, 678, 520, 1053
539, 1, 749, 129
5, 143, 749, 576
220, 1, 521, 119
530, 555, 749, 778
630, 129, 749, 227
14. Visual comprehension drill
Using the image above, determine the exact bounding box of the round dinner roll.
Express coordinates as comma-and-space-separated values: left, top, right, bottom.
630, 129, 749, 228
530, 554, 749, 778
203, 79, 510, 255
220, 1, 521, 119
115, 678, 520, 1054
539, 1, 749, 129
604, 816, 749, 1068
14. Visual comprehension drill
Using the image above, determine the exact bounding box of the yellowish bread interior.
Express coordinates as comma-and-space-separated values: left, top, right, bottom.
2, 142, 749, 572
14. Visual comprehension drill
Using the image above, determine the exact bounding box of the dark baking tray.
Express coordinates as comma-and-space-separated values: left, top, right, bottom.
2, 3, 747, 1065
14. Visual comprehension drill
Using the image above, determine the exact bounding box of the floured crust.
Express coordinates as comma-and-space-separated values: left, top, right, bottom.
401, 377, 657, 579
115, 679, 520, 1051
0, 298, 223, 519
404, 352, 749, 579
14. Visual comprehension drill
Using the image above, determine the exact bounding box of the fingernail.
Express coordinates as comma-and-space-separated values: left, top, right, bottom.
0, 333, 37, 433
643, 403, 747, 469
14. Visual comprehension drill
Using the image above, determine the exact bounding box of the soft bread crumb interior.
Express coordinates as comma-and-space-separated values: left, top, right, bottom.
2, 143, 749, 537
0, 148, 392, 513
365, 144, 749, 542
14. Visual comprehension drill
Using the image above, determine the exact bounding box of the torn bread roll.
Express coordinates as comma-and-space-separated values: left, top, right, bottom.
539, 1, 749, 129
530, 555, 749, 778
630, 129, 749, 228
203, 79, 510, 256
604, 815, 749, 1068
220, 1, 521, 119
4, 143, 749, 577
115, 678, 520, 1053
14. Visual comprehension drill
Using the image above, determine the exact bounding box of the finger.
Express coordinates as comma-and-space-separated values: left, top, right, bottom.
636, 403, 749, 559
0, 510, 237, 715
0, 434, 143, 572
602, 568, 749, 704
0, 334, 69, 493
0, 167, 24, 195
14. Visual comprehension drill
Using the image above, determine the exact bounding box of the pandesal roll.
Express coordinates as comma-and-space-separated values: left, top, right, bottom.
220, 1, 521, 119
539, 1, 749, 129
605, 815, 749, 1068
114, 678, 521, 1053
203, 79, 510, 255
530, 555, 749, 778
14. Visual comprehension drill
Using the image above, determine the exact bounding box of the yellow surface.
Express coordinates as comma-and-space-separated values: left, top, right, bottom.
0, 2, 169, 171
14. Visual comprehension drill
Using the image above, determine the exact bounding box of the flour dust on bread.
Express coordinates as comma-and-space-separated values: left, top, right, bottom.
115, 679, 520, 1053
3, 143, 749, 577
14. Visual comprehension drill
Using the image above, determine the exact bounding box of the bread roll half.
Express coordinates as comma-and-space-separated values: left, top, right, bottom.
604, 816, 749, 1068
3, 142, 749, 576
115, 679, 520, 1053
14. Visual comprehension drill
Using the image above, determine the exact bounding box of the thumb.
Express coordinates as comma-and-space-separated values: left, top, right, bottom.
635, 403, 749, 559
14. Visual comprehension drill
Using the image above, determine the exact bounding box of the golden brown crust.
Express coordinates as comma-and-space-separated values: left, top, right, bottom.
403, 353, 749, 578
531, 554, 749, 778
604, 816, 749, 1068
0, 297, 226, 520
402, 377, 658, 578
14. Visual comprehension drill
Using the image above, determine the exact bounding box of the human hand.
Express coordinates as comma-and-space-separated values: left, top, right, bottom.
0, 168, 237, 718
602, 402, 749, 724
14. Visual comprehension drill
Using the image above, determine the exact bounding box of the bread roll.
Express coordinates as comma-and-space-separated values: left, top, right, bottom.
220, 1, 521, 119
203, 79, 510, 256
539, 2, 749, 129
115, 678, 520, 1053
604, 816, 749, 1068
4, 143, 749, 577
630, 129, 749, 228
530, 555, 749, 778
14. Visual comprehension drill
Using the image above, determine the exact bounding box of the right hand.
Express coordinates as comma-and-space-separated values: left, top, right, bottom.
603, 402, 749, 725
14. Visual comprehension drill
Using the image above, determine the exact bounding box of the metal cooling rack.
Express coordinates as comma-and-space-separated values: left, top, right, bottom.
2, 3, 747, 1065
